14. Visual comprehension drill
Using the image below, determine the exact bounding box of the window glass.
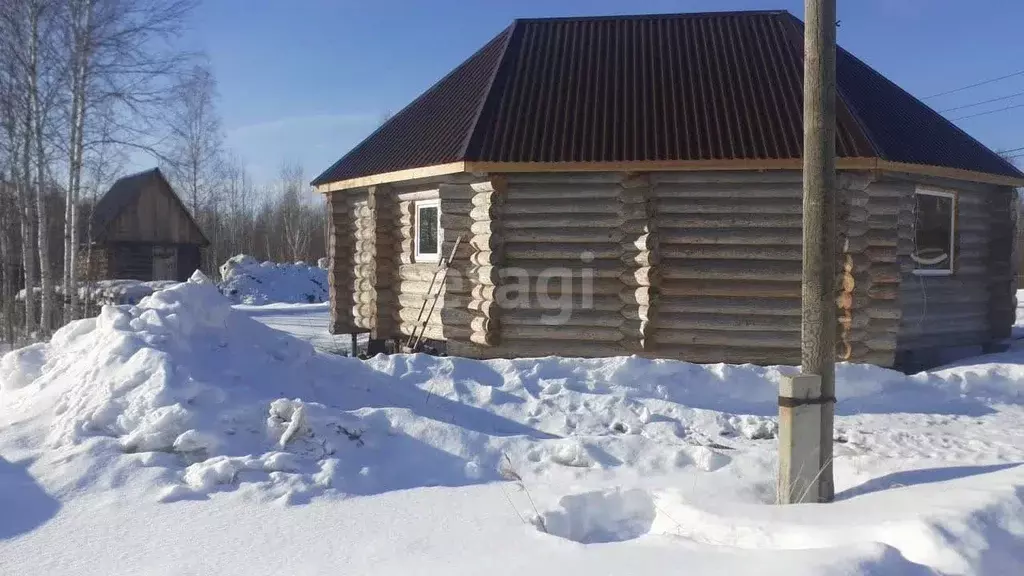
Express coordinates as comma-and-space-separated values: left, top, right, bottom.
913, 191, 954, 273
416, 203, 439, 259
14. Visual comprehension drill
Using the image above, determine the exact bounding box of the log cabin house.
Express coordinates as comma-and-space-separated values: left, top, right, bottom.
312, 10, 1024, 367
84, 168, 208, 282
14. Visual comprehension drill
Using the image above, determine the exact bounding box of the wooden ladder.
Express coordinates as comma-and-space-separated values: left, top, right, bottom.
403, 234, 463, 352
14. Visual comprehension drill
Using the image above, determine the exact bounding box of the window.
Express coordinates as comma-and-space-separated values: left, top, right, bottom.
415, 199, 441, 262
912, 188, 956, 276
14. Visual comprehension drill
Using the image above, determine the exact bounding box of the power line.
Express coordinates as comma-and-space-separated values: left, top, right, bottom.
923, 69, 1024, 99
951, 102, 1024, 121
997, 145, 1024, 155
938, 90, 1024, 113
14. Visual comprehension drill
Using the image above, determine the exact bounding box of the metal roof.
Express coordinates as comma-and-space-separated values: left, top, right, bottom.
312, 10, 1023, 187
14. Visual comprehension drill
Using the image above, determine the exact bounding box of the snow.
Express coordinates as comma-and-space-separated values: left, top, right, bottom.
233, 301, 361, 354
0, 277, 1022, 574
218, 254, 328, 305
17, 279, 179, 305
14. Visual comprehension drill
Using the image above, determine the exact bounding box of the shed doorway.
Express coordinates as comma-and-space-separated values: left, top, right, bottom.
152, 245, 177, 281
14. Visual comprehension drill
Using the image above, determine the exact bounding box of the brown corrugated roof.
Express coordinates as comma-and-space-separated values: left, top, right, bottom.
312, 10, 1023, 187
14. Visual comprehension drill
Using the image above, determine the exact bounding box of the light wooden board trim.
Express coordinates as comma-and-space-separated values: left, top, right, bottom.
314, 157, 1024, 193
315, 162, 466, 193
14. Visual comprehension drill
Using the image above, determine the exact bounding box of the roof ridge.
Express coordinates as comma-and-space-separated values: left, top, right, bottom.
113, 166, 160, 183
512, 10, 791, 24
460, 22, 519, 159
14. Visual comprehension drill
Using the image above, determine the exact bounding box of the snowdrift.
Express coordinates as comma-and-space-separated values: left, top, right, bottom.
218, 254, 328, 305
2, 274, 1024, 574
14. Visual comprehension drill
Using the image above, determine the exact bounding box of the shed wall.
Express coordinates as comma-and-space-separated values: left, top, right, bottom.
104, 180, 205, 245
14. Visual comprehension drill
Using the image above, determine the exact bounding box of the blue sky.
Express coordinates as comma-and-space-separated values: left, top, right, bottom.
176, 0, 1024, 185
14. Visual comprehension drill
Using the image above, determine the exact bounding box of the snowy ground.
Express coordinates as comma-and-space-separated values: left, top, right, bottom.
0, 277, 1022, 575
234, 302, 361, 355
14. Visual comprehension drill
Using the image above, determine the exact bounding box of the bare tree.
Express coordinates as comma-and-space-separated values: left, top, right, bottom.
277, 161, 310, 262
165, 63, 223, 216
62, 0, 198, 320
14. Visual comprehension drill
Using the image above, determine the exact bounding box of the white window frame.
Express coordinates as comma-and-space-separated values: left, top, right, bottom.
414, 198, 442, 262
911, 187, 956, 277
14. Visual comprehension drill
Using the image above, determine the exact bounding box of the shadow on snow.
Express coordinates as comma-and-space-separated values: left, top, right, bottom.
0, 457, 60, 540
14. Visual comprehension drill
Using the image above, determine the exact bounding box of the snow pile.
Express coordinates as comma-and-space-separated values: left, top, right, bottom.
2, 280, 1024, 574
218, 254, 328, 305
0, 271, 365, 502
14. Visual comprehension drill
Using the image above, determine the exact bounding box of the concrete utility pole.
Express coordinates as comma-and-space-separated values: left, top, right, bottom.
779, 0, 837, 504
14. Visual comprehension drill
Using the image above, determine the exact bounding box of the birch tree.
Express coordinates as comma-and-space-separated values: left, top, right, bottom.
61, 0, 197, 320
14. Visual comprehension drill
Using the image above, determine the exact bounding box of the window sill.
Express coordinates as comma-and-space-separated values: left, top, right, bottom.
912, 269, 953, 277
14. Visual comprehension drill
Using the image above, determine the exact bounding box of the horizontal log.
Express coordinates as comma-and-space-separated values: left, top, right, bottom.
504, 183, 621, 200
651, 172, 803, 186
660, 228, 802, 246
653, 328, 800, 348
440, 305, 498, 326
501, 325, 624, 342
657, 313, 801, 332
661, 260, 802, 281
436, 183, 478, 199
895, 330, 990, 351
660, 279, 801, 298
865, 183, 909, 199
661, 244, 802, 261
504, 228, 624, 244
657, 198, 802, 215
500, 294, 625, 312
504, 243, 621, 260
506, 173, 623, 185
502, 309, 625, 328
440, 214, 472, 230
398, 265, 441, 282
503, 213, 624, 229
657, 213, 802, 229
503, 198, 620, 216
396, 307, 442, 327
439, 200, 472, 215
658, 296, 801, 316
500, 259, 624, 278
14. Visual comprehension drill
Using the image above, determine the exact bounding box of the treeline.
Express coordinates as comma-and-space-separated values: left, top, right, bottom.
0, 0, 326, 347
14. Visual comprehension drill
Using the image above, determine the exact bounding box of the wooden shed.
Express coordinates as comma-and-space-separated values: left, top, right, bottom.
84, 168, 208, 282
312, 11, 1024, 367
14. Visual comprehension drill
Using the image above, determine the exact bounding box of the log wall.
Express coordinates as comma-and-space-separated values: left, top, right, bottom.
326, 170, 1015, 366
891, 177, 1013, 351
394, 187, 445, 341
327, 189, 363, 334
838, 174, 902, 366
650, 172, 810, 364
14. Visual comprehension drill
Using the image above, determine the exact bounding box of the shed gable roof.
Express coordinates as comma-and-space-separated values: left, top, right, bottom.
313, 10, 1023, 188
91, 168, 209, 245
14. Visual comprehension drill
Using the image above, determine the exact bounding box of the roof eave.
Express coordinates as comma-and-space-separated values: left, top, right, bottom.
314, 158, 1024, 193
